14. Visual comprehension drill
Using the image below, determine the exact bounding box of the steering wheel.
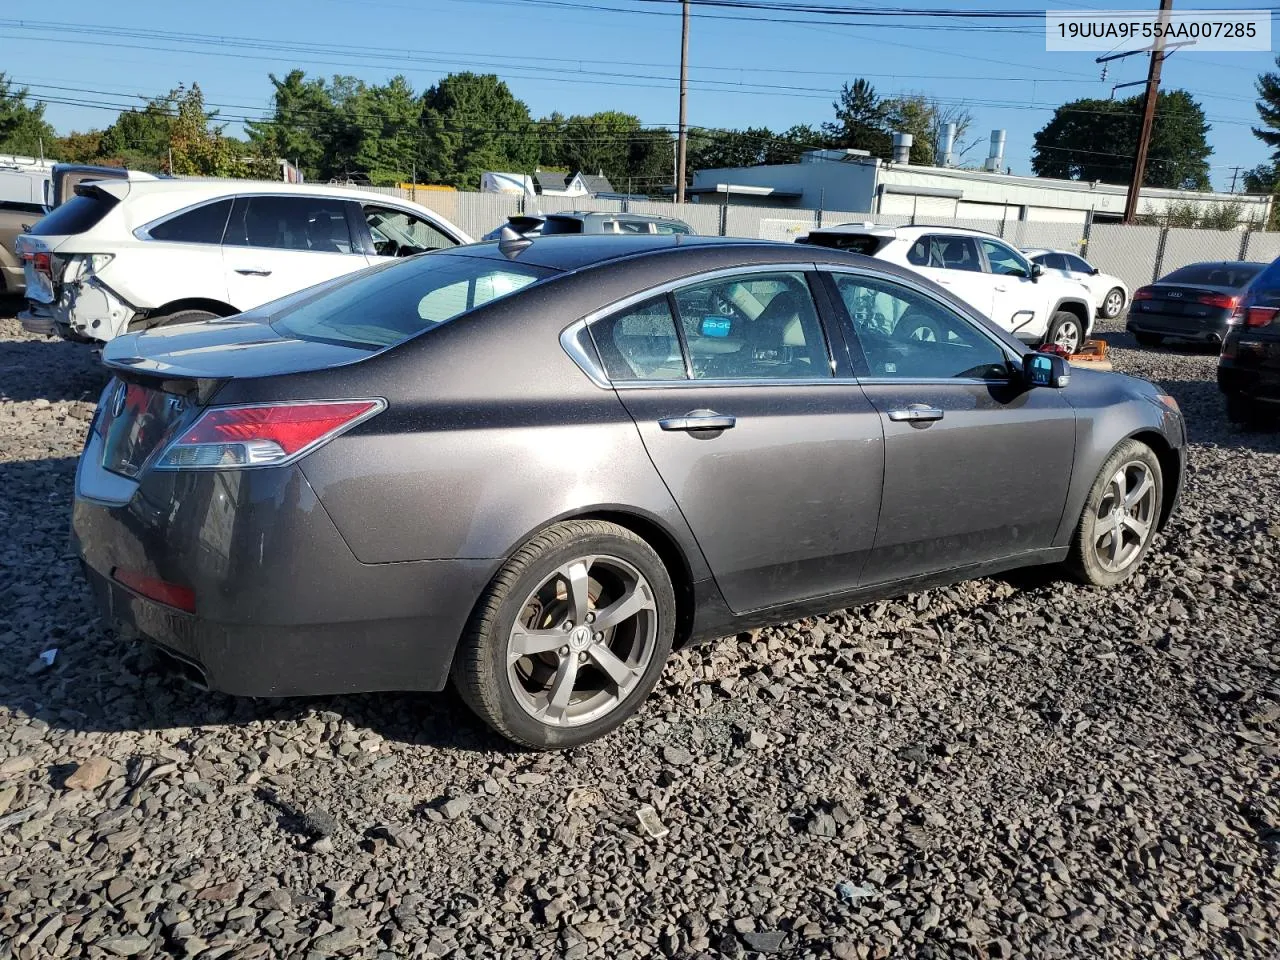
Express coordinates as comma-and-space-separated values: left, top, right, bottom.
708, 288, 747, 322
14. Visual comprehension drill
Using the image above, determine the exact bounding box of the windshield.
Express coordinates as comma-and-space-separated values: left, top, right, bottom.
1161, 262, 1265, 288
269, 253, 556, 349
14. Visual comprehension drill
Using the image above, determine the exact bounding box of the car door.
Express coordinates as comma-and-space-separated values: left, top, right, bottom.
980, 237, 1045, 340
222, 195, 366, 310
358, 203, 464, 262
587, 266, 885, 614
1062, 253, 1104, 308
825, 268, 1076, 585
904, 233, 995, 318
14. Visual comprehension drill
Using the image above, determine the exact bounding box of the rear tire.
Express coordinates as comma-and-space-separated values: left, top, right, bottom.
1226, 393, 1262, 426
1046, 311, 1085, 354
451, 520, 676, 750
1134, 332, 1163, 348
1065, 439, 1163, 588
1100, 287, 1126, 320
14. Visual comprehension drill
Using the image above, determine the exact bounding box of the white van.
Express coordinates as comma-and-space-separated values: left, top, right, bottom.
18, 179, 472, 343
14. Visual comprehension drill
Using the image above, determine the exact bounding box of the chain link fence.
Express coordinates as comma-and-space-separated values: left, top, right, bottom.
315, 184, 1280, 283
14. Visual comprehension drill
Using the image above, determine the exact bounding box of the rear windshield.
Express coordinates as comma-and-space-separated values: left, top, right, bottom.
798, 232, 889, 256
28, 190, 119, 236
540, 217, 585, 235
1160, 262, 1264, 288
268, 253, 555, 349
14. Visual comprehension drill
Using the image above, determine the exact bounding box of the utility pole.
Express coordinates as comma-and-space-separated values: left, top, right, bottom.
1123, 0, 1173, 223
676, 0, 690, 203
1228, 165, 1244, 193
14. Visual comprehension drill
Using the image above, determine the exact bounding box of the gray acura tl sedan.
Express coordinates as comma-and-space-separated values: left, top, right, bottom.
73, 234, 1186, 749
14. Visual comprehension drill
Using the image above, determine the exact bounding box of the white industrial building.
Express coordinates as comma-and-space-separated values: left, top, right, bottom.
688, 130, 1272, 228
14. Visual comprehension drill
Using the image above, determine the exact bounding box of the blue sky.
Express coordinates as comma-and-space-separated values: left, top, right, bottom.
2, 0, 1276, 190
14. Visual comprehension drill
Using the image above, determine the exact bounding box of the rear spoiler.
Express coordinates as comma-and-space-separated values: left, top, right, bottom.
797, 229, 895, 257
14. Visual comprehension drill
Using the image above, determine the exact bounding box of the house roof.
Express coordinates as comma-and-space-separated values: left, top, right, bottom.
577, 173, 615, 195
535, 170, 569, 192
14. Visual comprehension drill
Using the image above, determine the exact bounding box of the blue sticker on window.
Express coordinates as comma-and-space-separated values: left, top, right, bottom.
1029, 354, 1053, 386
701, 316, 732, 337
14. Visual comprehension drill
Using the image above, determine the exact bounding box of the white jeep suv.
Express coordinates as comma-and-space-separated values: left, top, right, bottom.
798, 224, 1095, 353
17, 179, 472, 343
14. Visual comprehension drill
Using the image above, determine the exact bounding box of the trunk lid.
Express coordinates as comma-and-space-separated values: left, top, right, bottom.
96, 317, 378, 478
103, 316, 376, 380
1135, 283, 1239, 317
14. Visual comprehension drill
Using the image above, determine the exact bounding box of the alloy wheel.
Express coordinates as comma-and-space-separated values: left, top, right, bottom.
1103, 289, 1124, 318
506, 555, 659, 727
1092, 460, 1156, 573
1054, 319, 1082, 353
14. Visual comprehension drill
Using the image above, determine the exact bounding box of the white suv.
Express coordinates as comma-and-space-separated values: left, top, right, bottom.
17, 179, 472, 343
798, 224, 1095, 353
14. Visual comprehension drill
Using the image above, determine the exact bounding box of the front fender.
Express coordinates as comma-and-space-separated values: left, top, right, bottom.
1053, 369, 1185, 546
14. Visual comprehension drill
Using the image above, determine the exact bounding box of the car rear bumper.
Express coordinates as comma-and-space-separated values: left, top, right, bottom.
73, 450, 497, 696
18, 304, 57, 336
1126, 312, 1228, 342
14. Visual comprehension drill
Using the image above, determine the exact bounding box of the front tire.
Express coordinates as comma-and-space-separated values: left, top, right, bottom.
1046, 311, 1085, 354
1065, 439, 1163, 588
1100, 288, 1126, 320
452, 520, 676, 750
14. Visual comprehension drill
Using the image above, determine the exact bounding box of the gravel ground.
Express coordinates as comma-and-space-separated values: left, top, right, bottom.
0, 304, 1276, 960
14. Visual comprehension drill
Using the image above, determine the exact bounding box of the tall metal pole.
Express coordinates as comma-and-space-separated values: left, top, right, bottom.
676, 0, 690, 203
1123, 0, 1173, 223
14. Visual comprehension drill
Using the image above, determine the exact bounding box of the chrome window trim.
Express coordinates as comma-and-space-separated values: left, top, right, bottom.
560, 320, 612, 389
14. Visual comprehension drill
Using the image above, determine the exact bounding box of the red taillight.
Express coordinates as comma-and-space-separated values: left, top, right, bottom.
1245, 306, 1280, 328
1133, 287, 1153, 301
156, 399, 383, 470
1197, 292, 1238, 310
113, 568, 196, 613
30, 252, 51, 276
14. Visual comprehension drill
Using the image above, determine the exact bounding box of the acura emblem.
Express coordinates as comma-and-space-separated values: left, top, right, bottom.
110, 384, 126, 417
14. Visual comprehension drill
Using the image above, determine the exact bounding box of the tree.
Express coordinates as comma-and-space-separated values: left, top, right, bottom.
824, 79, 891, 158
1243, 163, 1276, 194
1030, 90, 1211, 190
54, 130, 108, 165
166, 84, 242, 177
418, 73, 538, 189
1254, 55, 1280, 160
0, 73, 56, 156
245, 70, 336, 180
351, 76, 420, 185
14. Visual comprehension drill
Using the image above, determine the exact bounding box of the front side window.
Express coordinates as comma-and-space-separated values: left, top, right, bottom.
831, 273, 1010, 381
364, 206, 457, 257
907, 234, 983, 272
266, 254, 554, 349
148, 199, 232, 244
591, 297, 686, 382
672, 271, 830, 380
981, 239, 1030, 278
224, 196, 354, 254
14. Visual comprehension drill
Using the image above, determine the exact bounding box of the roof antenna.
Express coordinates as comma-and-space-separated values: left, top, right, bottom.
498, 223, 533, 259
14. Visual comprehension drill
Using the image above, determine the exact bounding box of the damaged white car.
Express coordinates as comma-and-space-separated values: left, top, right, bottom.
18, 179, 472, 344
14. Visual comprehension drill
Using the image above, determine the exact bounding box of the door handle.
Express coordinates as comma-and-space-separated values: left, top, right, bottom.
994, 285, 1008, 292
658, 413, 736, 432
235, 268, 273, 277
887, 406, 944, 423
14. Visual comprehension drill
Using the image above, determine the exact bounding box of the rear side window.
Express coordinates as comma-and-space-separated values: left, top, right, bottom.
147, 199, 232, 244
267, 254, 554, 349
27, 190, 118, 236
655, 221, 693, 235
1034, 252, 1067, 271
613, 219, 652, 234
224, 196, 354, 253
591, 297, 686, 381
908, 234, 983, 272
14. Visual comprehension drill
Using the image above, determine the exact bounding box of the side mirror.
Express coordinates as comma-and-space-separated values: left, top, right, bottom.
1030, 262, 1043, 282
1090, 267, 1101, 276
1022, 351, 1071, 388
